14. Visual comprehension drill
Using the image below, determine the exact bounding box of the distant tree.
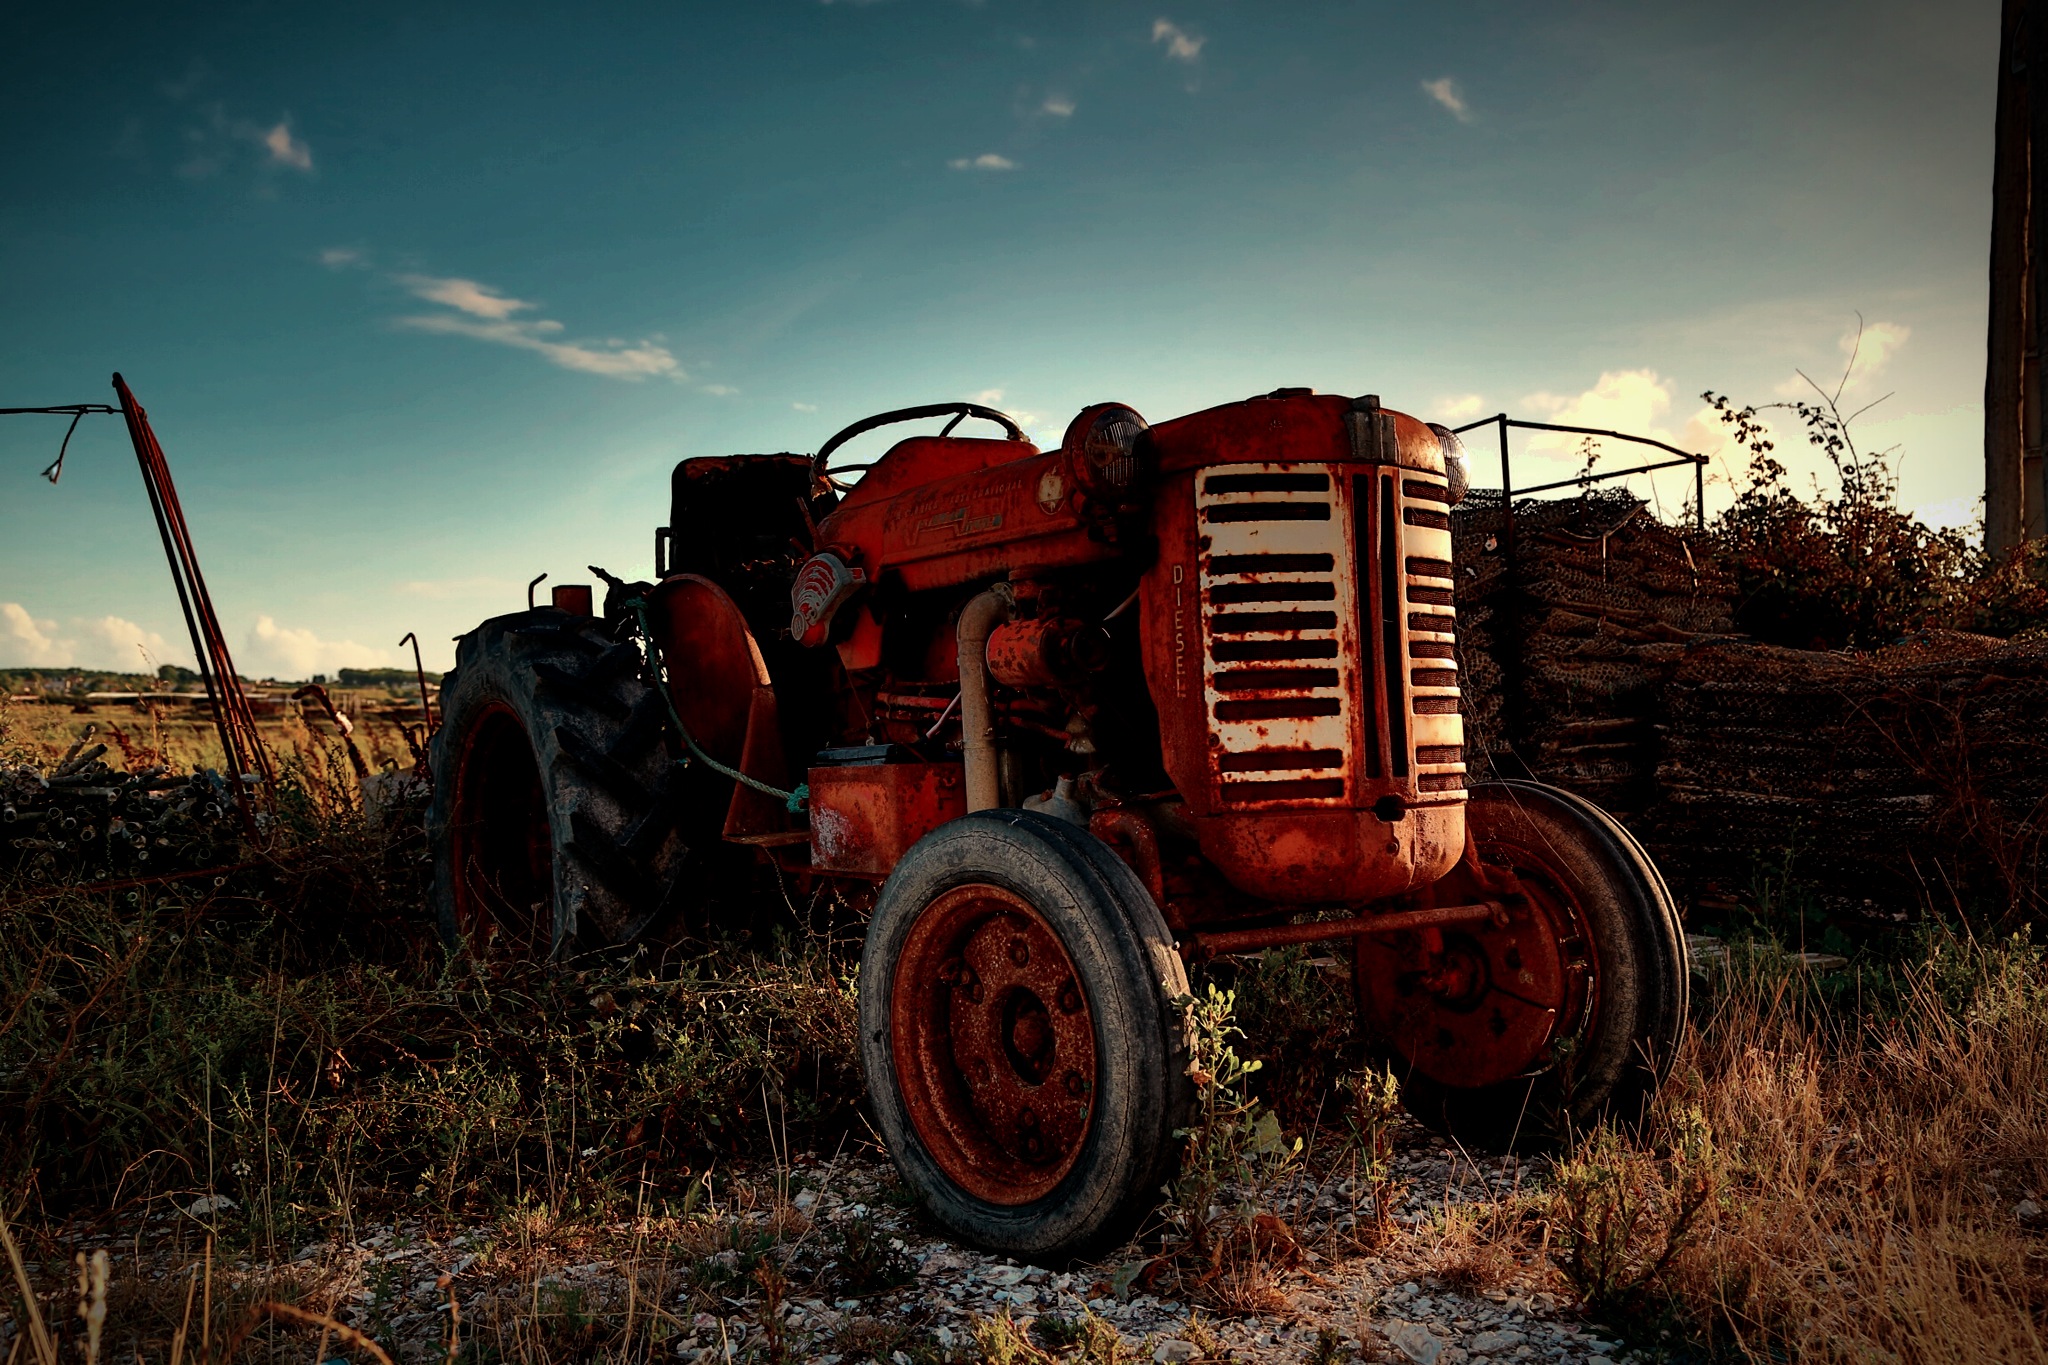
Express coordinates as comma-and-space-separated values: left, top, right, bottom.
157, 663, 198, 686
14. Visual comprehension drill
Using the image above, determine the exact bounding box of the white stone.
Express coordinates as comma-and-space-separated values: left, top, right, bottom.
184, 1195, 236, 1218
2016, 1199, 2042, 1220
1153, 1341, 1198, 1364
1469, 1329, 1523, 1353
1385, 1320, 1445, 1365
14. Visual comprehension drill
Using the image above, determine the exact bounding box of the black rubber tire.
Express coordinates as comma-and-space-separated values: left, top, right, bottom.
859, 809, 1194, 1264
428, 609, 692, 955
1397, 780, 1689, 1149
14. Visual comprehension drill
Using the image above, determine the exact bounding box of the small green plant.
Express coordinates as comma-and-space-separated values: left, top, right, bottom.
829, 1213, 914, 1293
1339, 1063, 1404, 1243
974, 1306, 1056, 1364
1304, 1324, 1348, 1364
1165, 983, 1305, 1312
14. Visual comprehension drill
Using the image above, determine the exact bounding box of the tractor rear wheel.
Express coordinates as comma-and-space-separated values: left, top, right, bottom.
1359, 780, 1688, 1149
429, 609, 691, 956
859, 810, 1194, 1263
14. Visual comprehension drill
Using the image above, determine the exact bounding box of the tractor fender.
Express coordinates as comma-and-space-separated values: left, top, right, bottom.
645, 574, 797, 843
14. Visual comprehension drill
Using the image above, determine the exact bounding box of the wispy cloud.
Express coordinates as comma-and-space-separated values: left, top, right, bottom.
1422, 76, 1473, 123
393, 272, 682, 381
949, 153, 1016, 171
792, 402, 818, 412
702, 383, 739, 397
1041, 95, 1076, 117
398, 274, 535, 320
1152, 19, 1204, 62
174, 104, 317, 178
319, 247, 365, 270
263, 121, 312, 170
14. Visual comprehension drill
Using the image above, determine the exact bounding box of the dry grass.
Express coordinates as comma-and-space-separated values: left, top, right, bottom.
1528, 935, 2048, 1363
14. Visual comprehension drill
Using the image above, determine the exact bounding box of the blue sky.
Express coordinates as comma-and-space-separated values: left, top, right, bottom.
0, 1, 1999, 675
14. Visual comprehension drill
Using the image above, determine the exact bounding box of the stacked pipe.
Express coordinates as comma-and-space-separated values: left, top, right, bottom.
2, 727, 244, 876
1451, 489, 1735, 818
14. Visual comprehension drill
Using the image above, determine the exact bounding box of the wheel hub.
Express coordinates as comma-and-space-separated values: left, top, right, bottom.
1358, 844, 1593, 1089
891, 884, 1097, 1205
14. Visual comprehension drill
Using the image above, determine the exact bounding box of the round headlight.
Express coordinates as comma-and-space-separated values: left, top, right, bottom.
1428, 423, 1472, 505
1061, 403, 1151, 501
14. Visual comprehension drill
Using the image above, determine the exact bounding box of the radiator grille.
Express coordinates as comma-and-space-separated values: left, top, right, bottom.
1195, 461, 1465, 805
1196, 465, 1356, 805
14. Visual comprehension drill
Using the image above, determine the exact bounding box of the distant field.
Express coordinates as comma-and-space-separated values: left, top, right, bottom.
1, 692, 429, 781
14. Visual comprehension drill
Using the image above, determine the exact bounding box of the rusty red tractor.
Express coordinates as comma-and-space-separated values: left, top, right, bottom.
428, 389, 1688, 1260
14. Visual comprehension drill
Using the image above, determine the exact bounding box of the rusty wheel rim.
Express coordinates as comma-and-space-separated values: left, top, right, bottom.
447, 701, 554, 956
890, 883, 1098, 1205
1363, 832, 1596, 1089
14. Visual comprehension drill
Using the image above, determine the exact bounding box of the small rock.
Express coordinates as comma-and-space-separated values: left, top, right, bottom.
184, 1195, 236, 1218
2016, 1199, 2042, 1220
1154, 1341, 1198, 1364
1385, 1320, 1445, 1365
1470, 1329, 1523, 1354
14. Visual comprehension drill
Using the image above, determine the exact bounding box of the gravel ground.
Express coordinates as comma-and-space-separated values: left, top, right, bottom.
6, 1121, 1654, 1365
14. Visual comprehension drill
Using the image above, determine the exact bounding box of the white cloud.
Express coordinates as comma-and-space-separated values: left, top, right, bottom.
1774, 318, 1915, 398
398, 274, 535, 320
792, 402, 818, 412
319, 247, 364, 270
1, 604, 66, 667
1844, 319, 1910, 377
1422, 77, 1472, 123
1152, 19, 1204, 62
702, 383, 739, 397
1434, 393, 1487, 423
81, 616, 180, 671
948, 153, 1016, 171
1041, 95, 1076, 117
0, 605, 189, 670
263, 120, 313, 171
392, 272, 682, 381
1524, 369, 1672, 436
243, 617, 393, 680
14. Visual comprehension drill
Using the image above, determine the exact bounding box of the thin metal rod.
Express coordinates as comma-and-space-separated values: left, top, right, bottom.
1187, 901, 1499, 957
1507, 455, 1706, 497
399, 631, 435, 732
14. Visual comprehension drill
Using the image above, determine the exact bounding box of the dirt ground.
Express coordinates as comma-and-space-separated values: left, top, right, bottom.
18, 1133, 1638, 1365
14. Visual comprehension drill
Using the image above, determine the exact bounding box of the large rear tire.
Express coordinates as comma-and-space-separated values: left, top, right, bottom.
1360, 780, 1688, 1148
859, 810, 1193, 1264
428, 609, 692, 956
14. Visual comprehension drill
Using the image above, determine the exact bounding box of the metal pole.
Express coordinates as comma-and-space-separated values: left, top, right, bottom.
1696, 458, 1706, 531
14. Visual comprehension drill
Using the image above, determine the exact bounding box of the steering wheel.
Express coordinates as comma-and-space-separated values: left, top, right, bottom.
811, 402, 1027, 489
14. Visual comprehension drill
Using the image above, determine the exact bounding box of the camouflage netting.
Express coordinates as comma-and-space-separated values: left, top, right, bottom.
1452, 489, 1736, 817
1453, 491, 2048, 926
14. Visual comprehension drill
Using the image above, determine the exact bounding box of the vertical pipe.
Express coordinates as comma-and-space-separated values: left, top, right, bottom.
1695, 458, 1706, 531
955, 588, 1010, 812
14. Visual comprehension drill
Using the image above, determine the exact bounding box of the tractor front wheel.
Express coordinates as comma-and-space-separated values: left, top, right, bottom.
860, 810, 1194, 1263
1358, 780, 1688, 1148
